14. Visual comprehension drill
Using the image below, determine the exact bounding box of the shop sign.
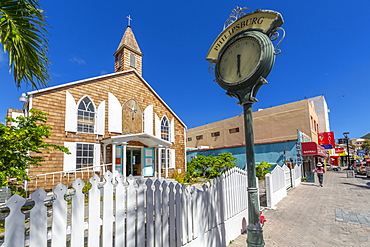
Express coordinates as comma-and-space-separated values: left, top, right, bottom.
318, 131, 335, 149
301, 142, 328, 156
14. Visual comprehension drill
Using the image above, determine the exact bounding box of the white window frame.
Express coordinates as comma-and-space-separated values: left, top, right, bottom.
161, 116, 170, 141
63, 142, 101, 171
77, 96, 96, 134
160, 148, 175, 169
76, 143, 95, 169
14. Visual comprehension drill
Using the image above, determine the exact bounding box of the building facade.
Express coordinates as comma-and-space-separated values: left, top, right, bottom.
8, 25, 187, 185
187, 96, 330, 172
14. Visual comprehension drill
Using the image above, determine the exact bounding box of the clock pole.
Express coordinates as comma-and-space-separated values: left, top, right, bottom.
226, 77, 268, 247
244, 101, 264, 247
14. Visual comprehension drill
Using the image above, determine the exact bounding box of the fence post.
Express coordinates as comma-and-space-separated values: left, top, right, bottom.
154, 180, 162, 247
137, 178, 145, 246
102, 171, 114, 247
162, 181, 169, 247
126, 175, 136, 247
146, 179, 155, 247
51, 183, 68, 247
265, 173, 275, 210
5, 194, 26, 247
169, 182, 176, 246
71, 178, 85, 247
30, 188, 47, 247
88, 174, 101, 247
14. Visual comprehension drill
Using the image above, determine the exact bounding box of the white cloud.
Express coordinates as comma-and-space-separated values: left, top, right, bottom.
70, 56, 86, 65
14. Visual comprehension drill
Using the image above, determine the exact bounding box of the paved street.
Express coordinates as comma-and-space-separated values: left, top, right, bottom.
229, 170, 370, 246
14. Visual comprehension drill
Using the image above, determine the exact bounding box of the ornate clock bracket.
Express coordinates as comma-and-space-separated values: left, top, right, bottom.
270, 27, 285, 55
226, 77, 268, 106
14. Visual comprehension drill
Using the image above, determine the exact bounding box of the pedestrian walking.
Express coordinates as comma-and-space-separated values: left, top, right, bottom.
314, 162, 325, 187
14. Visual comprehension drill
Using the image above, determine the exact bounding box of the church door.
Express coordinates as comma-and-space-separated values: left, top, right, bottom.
126, 149, 141, 176
143, 148, 155, 176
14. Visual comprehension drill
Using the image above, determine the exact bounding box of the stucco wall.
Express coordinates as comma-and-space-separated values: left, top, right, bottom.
187, 98, 321, 149
187, 140, 297, 169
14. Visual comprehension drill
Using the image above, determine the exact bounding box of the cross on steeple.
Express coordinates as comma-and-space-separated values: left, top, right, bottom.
126, 15, 132, 27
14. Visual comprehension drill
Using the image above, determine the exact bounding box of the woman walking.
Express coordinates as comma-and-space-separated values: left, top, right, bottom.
315, 162, 325, 187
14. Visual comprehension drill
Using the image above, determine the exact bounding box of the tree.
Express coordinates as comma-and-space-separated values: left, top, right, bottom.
0, 0, 50, 89
187, 153, 237, 180
0, 109, 69, 194
361, 139, 370, 155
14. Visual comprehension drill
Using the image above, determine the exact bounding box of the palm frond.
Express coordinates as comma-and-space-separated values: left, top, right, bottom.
0, 0, 50, 89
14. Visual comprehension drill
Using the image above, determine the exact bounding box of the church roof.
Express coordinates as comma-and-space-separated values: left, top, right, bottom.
115, 26, 142, 55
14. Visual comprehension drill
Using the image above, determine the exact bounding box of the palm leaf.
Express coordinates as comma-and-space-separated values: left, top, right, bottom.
0, 0, 50, 89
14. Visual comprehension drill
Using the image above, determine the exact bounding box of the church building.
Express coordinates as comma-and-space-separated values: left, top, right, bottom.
8, 24, 187, 187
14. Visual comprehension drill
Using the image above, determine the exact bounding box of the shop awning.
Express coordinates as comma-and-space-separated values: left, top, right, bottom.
301, 142, 328, 157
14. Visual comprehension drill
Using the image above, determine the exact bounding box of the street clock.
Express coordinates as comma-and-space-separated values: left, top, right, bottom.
206, 7, 285, 247
215, 30, 275, 92
207, 8, 284, 105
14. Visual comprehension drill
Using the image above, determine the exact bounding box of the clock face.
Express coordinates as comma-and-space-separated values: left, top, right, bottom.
218, 36, 262, 84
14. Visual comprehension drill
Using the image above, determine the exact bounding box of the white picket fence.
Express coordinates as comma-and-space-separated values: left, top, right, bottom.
265, 164, 302, 209
3, 167, 250, 247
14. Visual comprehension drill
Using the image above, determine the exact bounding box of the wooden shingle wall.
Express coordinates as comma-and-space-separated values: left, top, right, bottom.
28, 71, 185, 179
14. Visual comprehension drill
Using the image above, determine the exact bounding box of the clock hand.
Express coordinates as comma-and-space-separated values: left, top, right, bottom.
237, 54, 241, 77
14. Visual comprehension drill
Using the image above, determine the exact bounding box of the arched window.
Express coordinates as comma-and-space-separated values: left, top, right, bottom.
77, 96, 95, 133
161, 116, 170, 141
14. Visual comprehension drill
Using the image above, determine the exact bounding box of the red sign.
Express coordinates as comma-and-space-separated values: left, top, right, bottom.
335, 148, 344, 154
301, 142, 328, 156
318, 132, 335, 147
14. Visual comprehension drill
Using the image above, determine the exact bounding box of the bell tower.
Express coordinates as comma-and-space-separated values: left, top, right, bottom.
114, 16, 143, 75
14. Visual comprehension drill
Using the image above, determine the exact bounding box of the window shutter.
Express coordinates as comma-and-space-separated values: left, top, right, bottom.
11, 112, 23, 127
95, 100, 105, 135
155, 114, 161, 138
170, 118, 175, 143
130, 53, 136, 67
63, 142, 76, 171
94, 144, 101, 171
108, 92, 122, 133
170, 149, 176, 168
65, 91, 77, 132
143, 105, 153, 135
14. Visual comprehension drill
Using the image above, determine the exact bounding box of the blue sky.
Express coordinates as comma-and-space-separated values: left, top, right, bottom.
1, 0, 369, 140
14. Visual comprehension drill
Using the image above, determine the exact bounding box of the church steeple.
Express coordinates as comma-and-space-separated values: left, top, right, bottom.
114, 16, 143, 75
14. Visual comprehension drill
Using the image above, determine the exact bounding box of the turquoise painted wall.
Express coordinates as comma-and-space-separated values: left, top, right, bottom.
186, 140, 298, 170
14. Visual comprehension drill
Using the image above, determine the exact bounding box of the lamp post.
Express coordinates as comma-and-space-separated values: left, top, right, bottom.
343, 132, 350, 169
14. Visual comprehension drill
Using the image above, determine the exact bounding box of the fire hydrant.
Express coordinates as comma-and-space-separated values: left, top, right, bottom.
259, 211, 266, 227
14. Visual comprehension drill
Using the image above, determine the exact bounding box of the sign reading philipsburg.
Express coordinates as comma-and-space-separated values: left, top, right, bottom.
206, 11, 283, 62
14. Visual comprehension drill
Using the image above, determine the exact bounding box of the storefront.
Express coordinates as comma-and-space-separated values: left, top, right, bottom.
301, 142, 328, 173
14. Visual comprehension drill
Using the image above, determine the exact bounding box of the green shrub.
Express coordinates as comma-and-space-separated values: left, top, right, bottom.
185, 153, 237, 181
255, 161, 273, 180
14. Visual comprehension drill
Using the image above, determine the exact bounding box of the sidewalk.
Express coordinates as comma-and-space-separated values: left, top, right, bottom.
228, 170, 370, 246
